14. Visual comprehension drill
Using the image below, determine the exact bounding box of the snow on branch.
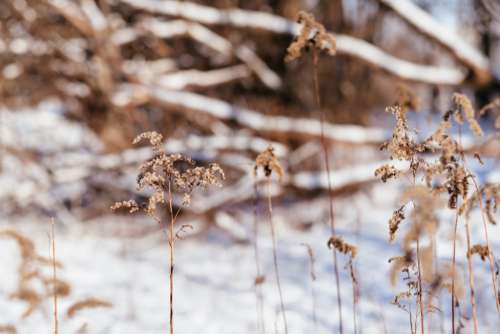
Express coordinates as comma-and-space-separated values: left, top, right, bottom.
120, 0, 470, 85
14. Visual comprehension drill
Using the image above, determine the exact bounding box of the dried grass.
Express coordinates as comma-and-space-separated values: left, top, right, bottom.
112, 131, 224, 334
67, 298, 113, 318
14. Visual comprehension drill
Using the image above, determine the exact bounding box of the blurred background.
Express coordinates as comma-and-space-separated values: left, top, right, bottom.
0, 0, 499, 333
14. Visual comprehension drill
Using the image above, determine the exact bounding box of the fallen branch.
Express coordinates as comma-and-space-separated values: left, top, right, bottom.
140, 18, 281, 89
121, 0, 468, 85
113, 84, 388, 144
378, 0, 491, 85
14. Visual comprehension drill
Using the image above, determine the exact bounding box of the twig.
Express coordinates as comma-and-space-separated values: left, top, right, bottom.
266, 179, 288, 334
416, 239, 424, 334
464, 221, 479, 334
311, 47, 343, 334
253, 183, 266, 334
378, 0, 491, 84
451, 212, 459, 334
50, 218, 58, 334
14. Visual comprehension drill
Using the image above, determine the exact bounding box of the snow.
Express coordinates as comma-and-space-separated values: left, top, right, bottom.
1, 179, 498, 333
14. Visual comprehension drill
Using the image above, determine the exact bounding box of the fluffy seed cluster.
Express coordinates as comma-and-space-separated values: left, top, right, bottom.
327, 236, 357, 258
388, 206, 405, 242
377, 94, 482, 210
467, 244, 489, 261
452, 93, 483, 137
112, 131, 225, 220
375, 165, 400, 183
377, 91, 488, 311
459, 183, 499, 225
285, 11, 336, 62
479, 98, 500, 128
254, 146, 284, 180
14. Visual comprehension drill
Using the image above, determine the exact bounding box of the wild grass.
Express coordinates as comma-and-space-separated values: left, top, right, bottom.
112, 131, 224, 334
286, 11, 346, 333
254, 146, 288, 334
376, 90, 500, 333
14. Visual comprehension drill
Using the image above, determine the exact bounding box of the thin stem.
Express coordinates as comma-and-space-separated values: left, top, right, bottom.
457, 124, 500, 318
311, 46, 344, 334
416, 239, 425, 334
459, 149, 500, 318
468, 174, 500, 317
50, 218, 58, 334
253, 183, 266, 334
451, 211, 459, 334
349, 261, 359, 334
302, 243, 318, 331
266, 179, 288, 334
167, 181, 175, 334
464, 221, 479, 334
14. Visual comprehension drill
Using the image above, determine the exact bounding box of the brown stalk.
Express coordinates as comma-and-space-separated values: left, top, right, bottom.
167, 180, 175, 334
416, 239, 424, 334
464, 221, 479, 334
50, 218, 58, 334
253, 183, 266, 334
451, 212, 459, 334
467, 173, 500, 317
457, 128, 500, 319
266, 179, 288, 334
312, 45, 344, 334
301, 243, 318, 330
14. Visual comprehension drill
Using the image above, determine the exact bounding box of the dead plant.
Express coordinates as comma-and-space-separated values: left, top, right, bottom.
255, 146, 288, 334
112, 131, 224, 334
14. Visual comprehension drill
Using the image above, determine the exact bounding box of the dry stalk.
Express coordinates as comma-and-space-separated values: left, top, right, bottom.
253, 183, 266, 334
285, 11, 345, 333
112, 131, 224, 334
255, 147, 288, 334
301, 243, 318, 330
464, 221, 479, 334
50, 219, 58, 334
467, 172, 500, 317
416, 239, 424, 334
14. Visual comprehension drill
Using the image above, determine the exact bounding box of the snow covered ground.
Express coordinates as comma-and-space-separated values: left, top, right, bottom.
1, 177, 499, 334
1, 102, 499, 333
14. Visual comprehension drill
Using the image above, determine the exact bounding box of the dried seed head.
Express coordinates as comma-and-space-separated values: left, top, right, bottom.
452, 93, 483, 137
67, 298, 113, 318
254, 146, 284, 180
254, 275, 265, 286
396, 84, 420, 111
388, 251, 413, 286
389, 206, 405, 242
110, 200, 139, 213
327, 236, 357, 258
467, 244, 489, 261
133, 131, 164, 150
382, 105, 420, 161
285, 11, 336, 62
375, 164, 400, 182
113, 131, 224, 221
485, 184, 499, 225
0, 230, 36, 260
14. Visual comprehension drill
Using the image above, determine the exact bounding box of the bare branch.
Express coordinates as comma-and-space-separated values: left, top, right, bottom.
378, 0, 491, 84
140, 18, 281, 89
120, 0, 469, 85
112, 84, 387, 145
